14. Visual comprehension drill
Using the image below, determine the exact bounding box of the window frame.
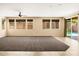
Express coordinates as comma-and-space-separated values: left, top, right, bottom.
52, 19, 59, 29
9, 19, 15, 29
16, 19, 26, 29
42, 19, 50, 29
2, 19, 5, 29
27, 19, 33, 29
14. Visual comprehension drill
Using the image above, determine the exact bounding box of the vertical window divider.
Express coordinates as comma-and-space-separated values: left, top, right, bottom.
8, 19, 9, 29
50, 19, 52, 29
71, 18, 72, 37
26, 19, 27, 30
15, 19, 16, 29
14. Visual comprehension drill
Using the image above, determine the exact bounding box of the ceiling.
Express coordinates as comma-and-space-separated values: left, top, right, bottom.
0, 3, 79, 17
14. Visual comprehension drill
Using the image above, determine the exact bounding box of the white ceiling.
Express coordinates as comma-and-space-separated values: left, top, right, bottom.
0, 3, 79, 17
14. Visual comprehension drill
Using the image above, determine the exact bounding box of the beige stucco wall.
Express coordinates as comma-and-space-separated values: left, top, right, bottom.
0, 17, 6, 38
6, 17, 65, 37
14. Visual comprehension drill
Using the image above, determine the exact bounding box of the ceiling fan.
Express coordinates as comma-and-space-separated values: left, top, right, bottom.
14, 8, 23, 17
18, 11, 22, 17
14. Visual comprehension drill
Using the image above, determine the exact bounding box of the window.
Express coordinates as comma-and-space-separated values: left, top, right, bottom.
52, 20, 59, 29
9, 19, 14, 29
2, 19, 5, 29
16, 19, 26, 29
43, 20, 50, 29
27, 19, 33, 29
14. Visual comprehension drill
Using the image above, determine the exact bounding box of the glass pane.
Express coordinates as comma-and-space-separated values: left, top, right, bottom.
16, 19, 26, 29
56, 22, 59, 28
27, 23, 33, 29
52, 22, 55, 28
43, 20, 50, 29
52, 20, 59, 29
9, 19, 14, 29
66, 19, 71, 36
2, 19, 5, 29
27, 19, 33, 29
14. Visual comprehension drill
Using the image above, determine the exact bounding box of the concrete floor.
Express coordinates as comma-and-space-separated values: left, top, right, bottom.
0, 37, 79, 56
0, 36, 69, 51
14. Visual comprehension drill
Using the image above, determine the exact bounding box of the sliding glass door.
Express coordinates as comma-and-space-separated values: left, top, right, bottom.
66, 19, 71, 36
71, 17, 78, 36
71, 17, 78, 40
66, 17, 78, 40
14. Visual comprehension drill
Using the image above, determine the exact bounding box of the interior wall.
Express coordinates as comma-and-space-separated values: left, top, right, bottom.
6, 17, 65, 37
0, 17, 6, 38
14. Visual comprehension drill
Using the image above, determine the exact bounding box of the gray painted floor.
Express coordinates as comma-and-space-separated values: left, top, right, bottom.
0, 36, 69, 51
